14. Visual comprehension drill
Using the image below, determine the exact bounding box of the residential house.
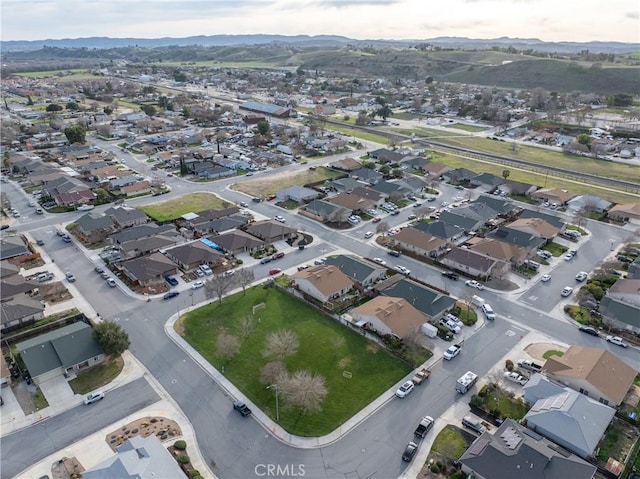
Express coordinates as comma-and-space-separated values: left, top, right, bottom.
444, 167, 477, 185
531, 188, 576, 206
191, 216, 248, 236
243, 220, 297, 244
422, 162, 452, 179
396, 176, 428, 194
473, 195, 521, 218
108, 175, 138, 190
1, 295, 45, 333
16, 322, 104, 384
349, 186, 384, 205
325, 177, 368, 193
459, 418, 596, 479
543, 346, 637, 406
470, 172, 505, 189
75, 213, 116, 244
488, 226, 546, 253
104, 206, 149, 229
469, 237, 529, 265
368, 148, 404, 163
109, 223, 177, 246
194, 164, 235, 180
399, 156, 429, 171
120, 252, 179, 286
164, 240, 226, 272
0, 236, 31, 261
347, 296, 426, 339
566, 195, 612, 214
523, 375, 616, 459
376, 276, 456, 322
210, 230, 265, 255
327, 192, 376, 214
440, 202, 500, 232
507, 217, 560, 241
240, 101, 290, 118
440, 247, 503, 279
371, 180, 410, 198
500, 179, 538, 196
299, 199, 348, 223
599, 296, 640, 333
122, 180, 153, 197
83, 435, 186, 479
119, 234, 181, 260
517, 209, 566, 230
276, 185, 319, 203
291, 265, 355, 304
607, 203, 640, 225
323, 255, 386, 289
389, 229, 449, 259
42, 175, 95, 207
351, 168, 383, 185
412, 221, 464, 242
329, 157, 361, 171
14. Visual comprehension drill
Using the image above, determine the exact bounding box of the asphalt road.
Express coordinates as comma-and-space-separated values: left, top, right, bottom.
0, 377, 159, 479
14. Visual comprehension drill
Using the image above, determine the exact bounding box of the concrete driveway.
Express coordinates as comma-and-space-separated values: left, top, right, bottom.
38, 375, 77, 406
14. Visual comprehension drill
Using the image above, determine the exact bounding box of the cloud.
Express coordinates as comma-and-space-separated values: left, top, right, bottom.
306, 0, 399, 6
625, 11, 639, 19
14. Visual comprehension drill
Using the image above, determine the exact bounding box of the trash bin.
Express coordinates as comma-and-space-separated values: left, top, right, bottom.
298, 245, 305, 250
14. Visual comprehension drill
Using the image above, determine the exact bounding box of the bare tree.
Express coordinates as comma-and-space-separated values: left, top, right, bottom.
280, 369, 328, 413
326, 207, 350, 224
235, 268, 255, 294
216, 333, 240, 361
204, 274, 232, 304
259, 360, 287, 386
237, 316, 255, 337
264, 329, 299, 360
375, 220, 389, 234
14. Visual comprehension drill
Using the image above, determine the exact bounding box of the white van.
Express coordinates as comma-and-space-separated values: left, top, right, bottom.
471, 295, 485, 307
481, 303, 496, 320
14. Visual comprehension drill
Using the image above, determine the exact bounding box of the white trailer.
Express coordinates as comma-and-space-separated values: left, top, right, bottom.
456, 371, 478, 394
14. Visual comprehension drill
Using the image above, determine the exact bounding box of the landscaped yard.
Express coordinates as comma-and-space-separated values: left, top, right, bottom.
597, 420, 639, 465
140, 192, 229, 221
541, 241, 568, 257
69, 357, 124, 394
542, 349, 564, 359
181, 286, 411, 436
232, 167, 342, 198
473, 384, 530, 420
431, 425, 467, 459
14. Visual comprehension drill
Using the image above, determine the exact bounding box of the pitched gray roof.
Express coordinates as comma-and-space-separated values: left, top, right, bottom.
378, 277, 456, 318
412, 220, 463, 240
439, 210, 484, 232
76, 212, 115, 233
489, 226, 546, 249
110, 224, 176, 244
104, 206, 149, 225
16, 322, 102, 377
600, 296, 640, 329
323, 255, 386, 284
518, 209, 566, 229
0, 295, 44, 325
0, 236, 30, 260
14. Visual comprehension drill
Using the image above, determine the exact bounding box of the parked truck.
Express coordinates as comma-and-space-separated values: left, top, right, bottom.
517, 359, 543, 373
456, 371, 478, 394
414, 416, 434, 438
411, 368, 431, 385
443, 342, 463, 360
233, 400, 252, 417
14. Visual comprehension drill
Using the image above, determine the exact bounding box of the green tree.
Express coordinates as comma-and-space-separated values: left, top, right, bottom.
46, 103, 63, 112
502, 169, 510, 180
103, 106, 113, 115
92, 322, 130, 358
377, 105, 392, 120
257, 120, 270, 136
379, 164, 390, 176
577, 133, 591, 146
64, 124, 87, 144
607, 93, 633, 107
142, 105, 156, 117
66, 102, 80, 111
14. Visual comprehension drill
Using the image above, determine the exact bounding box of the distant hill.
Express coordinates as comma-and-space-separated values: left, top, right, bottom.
2, 34, 638, 54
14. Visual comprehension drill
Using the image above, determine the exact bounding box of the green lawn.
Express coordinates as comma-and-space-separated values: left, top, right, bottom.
140, 192, 229, 221
325, 124, 391, 144
542, 350, 564, 359
69, 357, 124, 394
541, 242, 568, 257
32, 387, 49, 410
182, 286, 411, 436
445, 123, 490, 133
476, 387, 529, 420
432, 425, 467, 459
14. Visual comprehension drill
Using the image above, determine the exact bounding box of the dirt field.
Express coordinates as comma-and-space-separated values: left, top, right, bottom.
524, 342, 567, 361
232, 167, 340, 197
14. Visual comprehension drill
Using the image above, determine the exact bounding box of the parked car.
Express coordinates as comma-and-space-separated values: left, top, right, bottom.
269, 268, 282, 276
364, 231, 374, 239
36, 239, 45, 246
266, 194, 277, 201
394, 265, 411, 275
371, 217, 382, 223
605, 336, 628, 348
579, 326, 599, 336
465, 280, 484, 290
65, 272, 76, 283
77, 204, 95, 211
100, 271, 110, 280
233, 400, 252, 417
540, 274, 551, 282
402, 442, 419, 462
564, 251, 575, 261
163, 290, 180, 300
274, 215, 286, 223
272, 252, 285, 260
83, 391, 105, 405
617, 255, 633, 263
575, 271, 588, 282
95, 266, 104, 274
395, 381, 415, 398
561, 286, 574, 297
165, 275, 179, 287
106, 278, 117, 287
239, 201, 248, 208
442, 271, 458, 280
373, 258, 386, 266
191, 280, 204, 290
387, 250, 401, 257
260, 257, 272, 265
199, 264, 213, 275
62, 235, 72, 243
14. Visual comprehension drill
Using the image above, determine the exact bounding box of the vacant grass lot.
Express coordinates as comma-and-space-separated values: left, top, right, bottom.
140, 192, 227, 221
182, 286, 411, 436
445, 123, 490, 133
232, 167, 341, 198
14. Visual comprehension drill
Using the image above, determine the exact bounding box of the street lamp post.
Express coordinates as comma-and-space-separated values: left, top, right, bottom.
267, 384, 279, 421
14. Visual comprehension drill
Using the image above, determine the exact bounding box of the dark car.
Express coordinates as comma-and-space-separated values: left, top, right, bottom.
402, 442, 418, 462
62, 235, 72, 243
260, 257, 272, 265
579, 325, 599, 336
95, 266, 104, 274
388, 250, 401, 257
0, 224, 9, 230
252, 197, 262, 203
165, 275, 179, 287
427, 197, 437, 202
390, 210, 400, 216
617, 255, 633, 263
36, 239, 45, 246
442, 271, 459, 280
163, 290, 180, 300
272, 252, 285, 260
233, 400, 252, 417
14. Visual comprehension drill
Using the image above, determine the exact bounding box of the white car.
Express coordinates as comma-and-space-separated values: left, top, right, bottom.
373, 258, 386, 266
605, 336, 628, 348
561, 286, 574, 297
575, 271, 588, 282
83, 391, 105, 405
77, 204, 95, 211
540, 274, 551, 282
364, 231, 374, 239
191, 280, 205, 290
222, 270, 235, 277
564, 251, 575, 261
394, 265, 411, 275
465, 280, 484, 290
395, 380, 415, 398
274, 215, 286, 223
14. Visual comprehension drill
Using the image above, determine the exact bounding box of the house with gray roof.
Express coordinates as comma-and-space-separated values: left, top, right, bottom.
243, 220, 297, 243
489, 226, 546, 252
325, 177, 368, 193
518, 209, 566, 230
0, 236, 31, 260
473, 195, 520, 217
1, 295, 45, 333
368, 148, 404, 163
501, 179, 538, 196
108, 175, 138, 190
323, 255, 386, 288
412, 220, 464, 242
439, 209, 486, 233
119, 235, 180, 260
352, 167, 383, 185
349, 186, 384, 204
240, 101, 290, 118
104, 206, 149, 229
371, 180, 410, 197
470, 172, 505, 188
120, 252, 179, 286
599, 296, 640, 333
75, 212, 116, 244
377, 277, 456, 321
396, 176, 428, 193
440, 247, 502, 279
164, 240, 225, 272
300, 199, 347, 223
192, 216, 248, 236
16, 321, 104, 384
459, 418, 596, 479
444, 167, 477, 184
83, 435, 186, 479
566, 194, 612, 213
109, 223, 177, 245
211, 230, 265, 255
523, 375, 615, 458
276, 185, 319, 203
399, 156, 429, 171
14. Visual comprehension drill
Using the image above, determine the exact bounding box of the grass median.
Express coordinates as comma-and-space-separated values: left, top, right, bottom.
182, 285, 411, 436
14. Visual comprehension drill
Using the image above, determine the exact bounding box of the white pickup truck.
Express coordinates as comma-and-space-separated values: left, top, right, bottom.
444, 342, 463, 360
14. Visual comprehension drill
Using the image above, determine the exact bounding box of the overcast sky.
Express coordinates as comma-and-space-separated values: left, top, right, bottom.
1, 0, 638, 43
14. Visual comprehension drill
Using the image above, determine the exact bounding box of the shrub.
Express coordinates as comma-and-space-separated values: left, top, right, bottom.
430, 463, 440, 474
188, 470, 201, 478
131, 428, 138, 434
505, 359, 514, 371
470, 394, 483, 407
174, 440, 187, 451
177, 454, 190, 464
150, 418, 158, 423
478, 385, 490, 397
491, 408, 501, 419
450, 470, 466, 479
